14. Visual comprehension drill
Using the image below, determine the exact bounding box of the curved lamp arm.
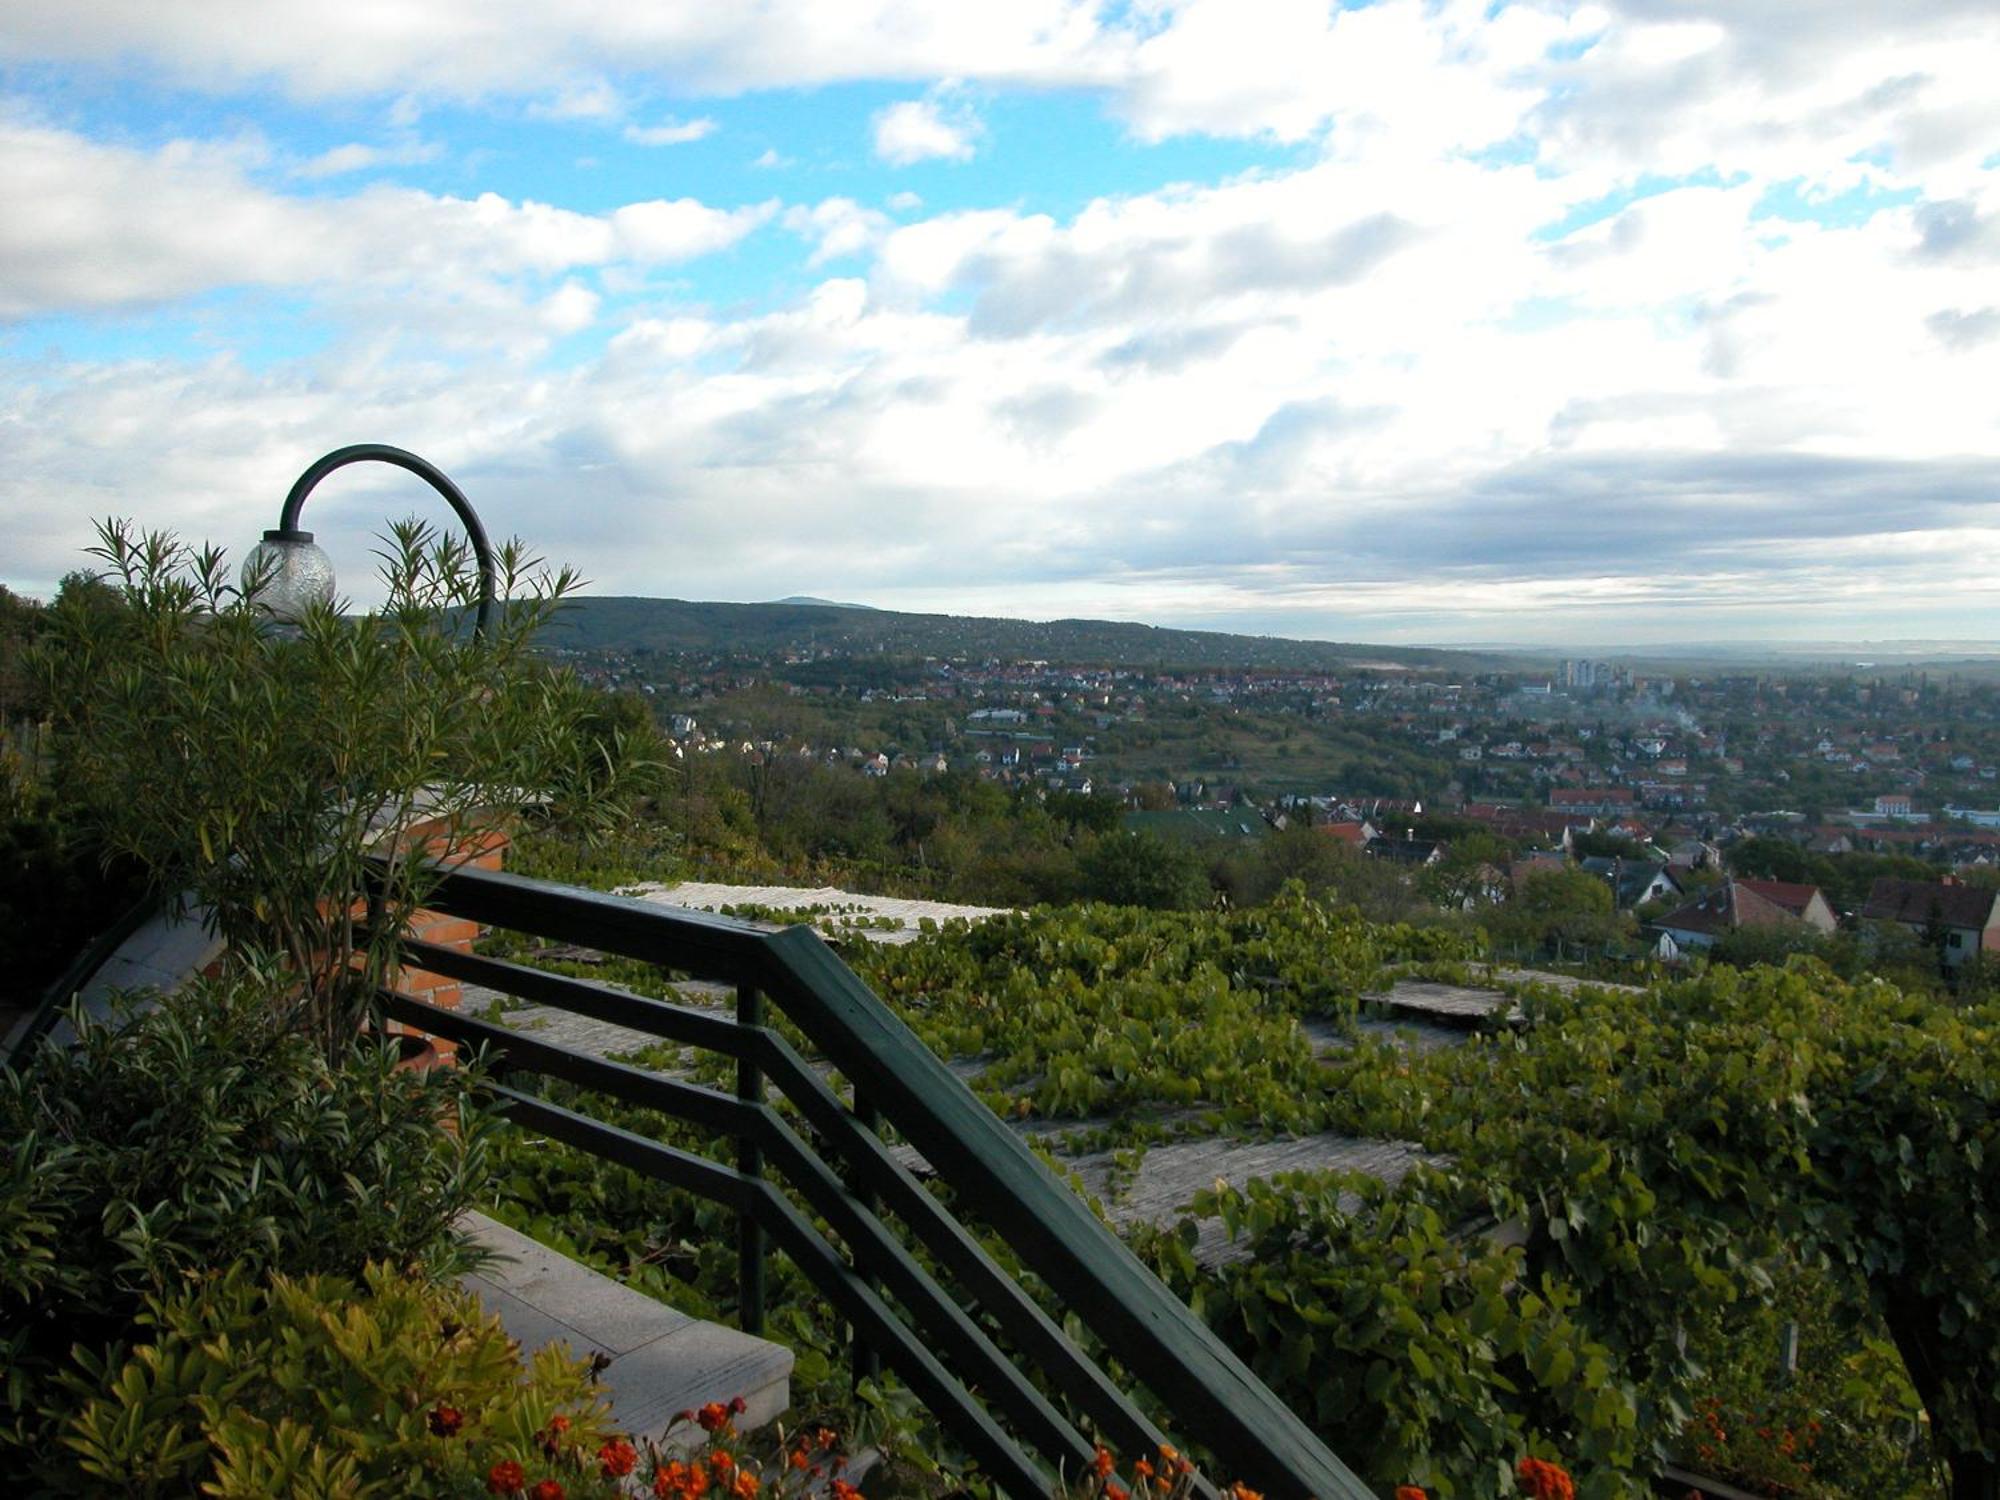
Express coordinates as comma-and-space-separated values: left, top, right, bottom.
279, 443, 497, 637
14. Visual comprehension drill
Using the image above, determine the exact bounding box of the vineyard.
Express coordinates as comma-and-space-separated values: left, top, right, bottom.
475, 892, 1992, 1499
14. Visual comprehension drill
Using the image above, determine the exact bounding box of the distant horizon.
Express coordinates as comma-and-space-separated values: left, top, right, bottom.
556, 592, 2000, 663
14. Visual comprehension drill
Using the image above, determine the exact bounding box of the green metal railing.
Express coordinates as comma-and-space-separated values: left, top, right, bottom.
380, 862, 1369, 1500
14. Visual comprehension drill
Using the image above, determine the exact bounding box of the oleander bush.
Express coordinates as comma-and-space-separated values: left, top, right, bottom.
40, 518, 651, 1060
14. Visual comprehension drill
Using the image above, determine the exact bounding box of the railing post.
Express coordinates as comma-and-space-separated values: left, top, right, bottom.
736, 984, 768, 1337
849, 1086, 883, 1388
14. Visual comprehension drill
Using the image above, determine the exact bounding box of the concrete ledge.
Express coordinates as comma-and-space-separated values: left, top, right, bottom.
461, 1213, 793, 1444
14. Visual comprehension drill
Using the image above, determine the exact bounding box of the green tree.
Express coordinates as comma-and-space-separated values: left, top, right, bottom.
1490, 867, 1622, 960
1075, 830, 1211, 910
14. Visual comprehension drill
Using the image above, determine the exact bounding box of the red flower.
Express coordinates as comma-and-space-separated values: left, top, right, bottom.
1092, 1447, 1116, 1479
428, 1404, 464, 1438
488, 1460, 526, 1496
1397, 1489, 1428, 1500
831, 1481, 865, 1500
697, 1401, 732, 1433
732, 1470, 760, 1499
1517, 1458, 1575, 1500
600, 1439, 639, 1478
1229, 1486, 1263, 1500
531, 1483, 566, 1500
729, 1396, 748, 1415
1106, 1486, 1130, 1500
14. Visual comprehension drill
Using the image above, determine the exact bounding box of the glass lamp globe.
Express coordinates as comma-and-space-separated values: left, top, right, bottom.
241, 529, 336, 621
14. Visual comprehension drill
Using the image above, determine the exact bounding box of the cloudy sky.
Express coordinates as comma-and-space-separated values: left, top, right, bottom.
3, 1, 1998, 646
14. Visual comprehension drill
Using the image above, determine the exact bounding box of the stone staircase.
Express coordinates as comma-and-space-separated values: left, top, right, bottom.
461, 1213, 794, 1445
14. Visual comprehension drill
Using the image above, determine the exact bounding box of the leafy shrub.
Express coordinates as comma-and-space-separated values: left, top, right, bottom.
0, 964, 497, 1458
1134, 1170, 1640, 1497
47, 1262, 617, 1498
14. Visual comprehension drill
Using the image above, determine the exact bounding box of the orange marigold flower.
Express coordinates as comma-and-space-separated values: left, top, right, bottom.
1092, 1446, 1116, 1479
1158, 1445, 1180, 1463
1516, 1457, 1574, 1500
1106, 1486, 1130, 1500
600, 1439, 639, 1478
531, 1482, 566, 1500
1396, 1487, 1427, 1500
429, 1404, 465, 1438
488, 1460, 527, 1496
698, 1402, 732, 1433
831, 1480, 864, 1500
1135, 1459, 1155, 1480
711, 1451, 736, 1475
733, 1470, 760, 1500
1229, 1483, 1263, 1500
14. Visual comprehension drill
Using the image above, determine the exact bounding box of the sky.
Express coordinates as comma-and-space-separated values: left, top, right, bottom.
2, 1, 1998, 647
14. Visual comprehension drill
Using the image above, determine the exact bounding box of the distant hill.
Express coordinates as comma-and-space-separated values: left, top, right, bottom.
769, 595, 877, 610
538, 596, 1511, 672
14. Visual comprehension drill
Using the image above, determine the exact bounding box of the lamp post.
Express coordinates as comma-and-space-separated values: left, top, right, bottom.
241, 443, 497, 636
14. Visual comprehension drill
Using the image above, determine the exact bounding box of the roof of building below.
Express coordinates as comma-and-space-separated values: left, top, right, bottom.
1858, 877, 1998, 930
1657, 880, 1802, 937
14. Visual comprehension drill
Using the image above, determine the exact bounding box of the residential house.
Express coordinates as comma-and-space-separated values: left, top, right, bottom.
1857, 878, 2000, 967
1580, 856, 1682, 910
1316, 820, 1377, 849
1552, 787, 1636, 818
1654, 880, 1814, 951
1733, 879, 1839, 934
1366, 835, 1444, 867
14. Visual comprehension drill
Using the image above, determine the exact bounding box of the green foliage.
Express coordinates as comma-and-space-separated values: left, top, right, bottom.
1135, 1171, 1641, 1498
0, 965, 499, 1460
1487, 869, 1625, 959
1726, 836, 1940, 912
1218, 828, 1424, 922
48, 1262, 618, 1498
1319, 963, 1995, 1496
1074, 830, 1212, 911
848, 891, 1478, 1128
41, 518, 646, 1057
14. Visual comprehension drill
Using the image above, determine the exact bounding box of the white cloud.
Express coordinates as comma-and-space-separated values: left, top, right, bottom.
872, 94, 981, 165
785, 198, 891, 265
0, 1, 1121, 102
294, 138, 440, 178
0, 120, 773, 320
622, 116, 717, 147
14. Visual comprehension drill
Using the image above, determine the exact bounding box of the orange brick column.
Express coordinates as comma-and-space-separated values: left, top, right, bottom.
387, 824, 511, 1064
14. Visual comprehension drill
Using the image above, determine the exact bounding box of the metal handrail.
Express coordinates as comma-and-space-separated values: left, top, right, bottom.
387, 861, 1371, 1500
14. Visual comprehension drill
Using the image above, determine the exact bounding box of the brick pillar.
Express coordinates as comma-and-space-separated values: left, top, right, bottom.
387, 824, 511, 1063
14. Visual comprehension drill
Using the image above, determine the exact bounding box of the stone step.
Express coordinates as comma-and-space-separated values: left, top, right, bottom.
460, 1213, 793, 1446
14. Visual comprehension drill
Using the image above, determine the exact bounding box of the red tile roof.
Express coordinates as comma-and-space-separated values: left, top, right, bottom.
1657, 881, 1801, 937
1734, 878, 1825, 919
